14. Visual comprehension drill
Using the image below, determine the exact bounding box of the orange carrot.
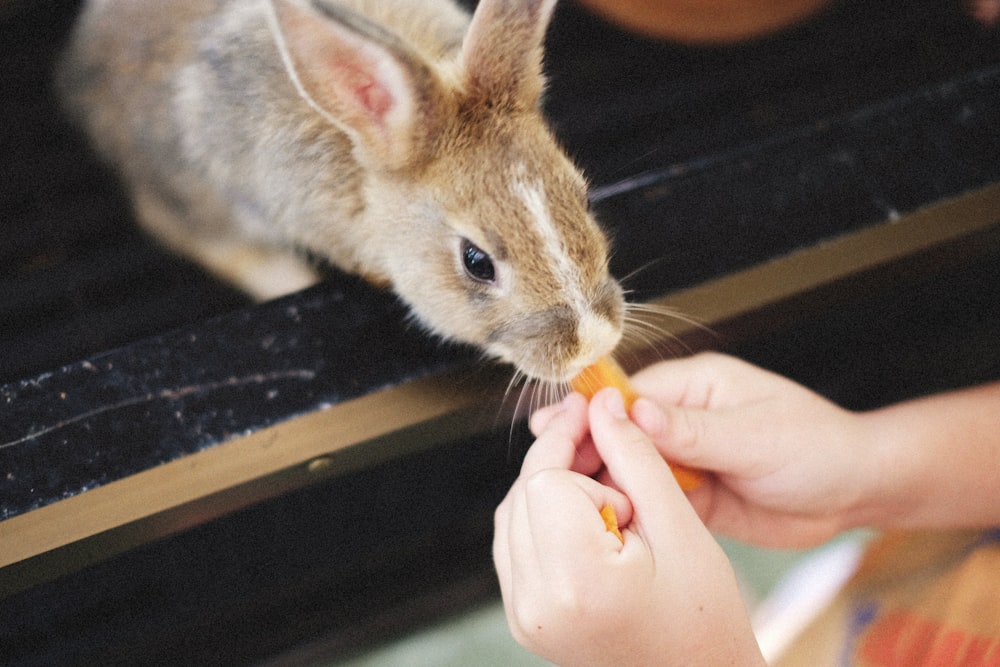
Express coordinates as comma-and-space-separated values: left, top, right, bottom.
572, 356, 704, 492
600, 503, 624, 543
571, 355, 640, 408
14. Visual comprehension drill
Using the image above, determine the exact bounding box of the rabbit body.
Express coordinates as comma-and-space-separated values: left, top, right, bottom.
58, 0, 624, 382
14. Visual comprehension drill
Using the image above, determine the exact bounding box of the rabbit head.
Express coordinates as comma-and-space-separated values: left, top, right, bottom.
270, 0, 624, 382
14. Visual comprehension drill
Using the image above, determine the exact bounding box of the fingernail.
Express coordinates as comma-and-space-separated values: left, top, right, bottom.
605, 389, 628, 419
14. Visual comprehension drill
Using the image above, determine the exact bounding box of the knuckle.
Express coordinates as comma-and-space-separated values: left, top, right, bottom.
522, 467, 567, 497
493, 497, 511, 527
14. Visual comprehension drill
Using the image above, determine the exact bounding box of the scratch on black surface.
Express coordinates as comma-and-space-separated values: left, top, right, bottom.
0, 370, 317, 451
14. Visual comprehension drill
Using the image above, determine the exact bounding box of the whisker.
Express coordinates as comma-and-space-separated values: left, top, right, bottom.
498, 369, 523, 424
504, 370, 533, 461
621, 324, 671, 358
519, 377, 537, 418
587, 148, 663, 194
503, 368, 523, 402
627, 315, 691, 353
556, 379, 572, 406
627, 303, 717, 341
618, 301, 719, 367
616, 256, 670, 289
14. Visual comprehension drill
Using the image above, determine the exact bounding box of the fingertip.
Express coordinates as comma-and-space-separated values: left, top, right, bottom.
588, 389, 659, 463
592, 386, 628, 420
522, 393, 592, 474
527, 406, 553, 436
562, 390, 589, 412
630, 396, 667, 439
528, 391, 585, 435
588, 388, 683, 496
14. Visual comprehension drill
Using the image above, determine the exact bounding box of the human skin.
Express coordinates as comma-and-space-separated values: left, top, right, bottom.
494, 389, 766, 666
496, 352, 1000, 664
623, 353, 1000, 547
529, 353, 1000, 548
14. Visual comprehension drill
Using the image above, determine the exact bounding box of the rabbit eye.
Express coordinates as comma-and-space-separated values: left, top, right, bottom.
461, 239, 495, 283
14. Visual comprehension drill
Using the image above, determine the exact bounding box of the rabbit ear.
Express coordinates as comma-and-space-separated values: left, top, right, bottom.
461, 0, 557, 106
269, 0, 439, 169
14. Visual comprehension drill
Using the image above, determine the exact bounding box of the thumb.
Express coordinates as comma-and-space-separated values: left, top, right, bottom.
588, 389, 697, 547
629, 396, 740, 476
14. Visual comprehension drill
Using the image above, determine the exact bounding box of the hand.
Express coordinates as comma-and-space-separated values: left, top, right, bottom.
495, 389, 763, 666
625, 352, 874, 548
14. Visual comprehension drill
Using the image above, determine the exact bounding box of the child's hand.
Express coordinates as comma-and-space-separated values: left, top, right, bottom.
495, 389, 763, 666
624, 352, 876, 548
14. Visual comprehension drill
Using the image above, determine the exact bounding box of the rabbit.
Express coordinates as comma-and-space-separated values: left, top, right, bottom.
57, 0, 625, 384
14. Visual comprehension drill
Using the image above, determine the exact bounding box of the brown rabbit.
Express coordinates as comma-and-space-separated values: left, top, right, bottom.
57, 0, 625, 383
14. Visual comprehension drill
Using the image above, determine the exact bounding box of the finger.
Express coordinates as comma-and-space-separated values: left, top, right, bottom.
521, 469, 631, 576
628, 353, 723, 407
528, 398, 565, 435
630, 395, 759, 477
529, 394, 602, 476
629, 396, 703, 469
496, 485, 551, 641
497, 469, 628, 647
568, 433, 604, 477
499, 469, 625, 602
528, 388, 587, 435
629, 352, 768, 410
520, 392, 589, 476
588, 388, 699, 547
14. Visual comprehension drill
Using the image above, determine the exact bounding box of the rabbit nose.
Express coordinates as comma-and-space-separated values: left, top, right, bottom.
566, 310, 623, 378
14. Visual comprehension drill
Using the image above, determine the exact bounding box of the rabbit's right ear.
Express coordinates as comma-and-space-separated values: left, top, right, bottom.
269, 0, 442, 169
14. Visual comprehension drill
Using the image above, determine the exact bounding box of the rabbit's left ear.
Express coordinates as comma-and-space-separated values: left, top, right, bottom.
460, 0, 557, 107
269, 0, 443, 169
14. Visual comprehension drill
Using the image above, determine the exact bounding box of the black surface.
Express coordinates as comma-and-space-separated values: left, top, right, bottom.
1, 427, 519, 667
593, 64, 1000, 300
1, 278, 478, 521
4, 0, 1000, 664
543, 0, 1000, 182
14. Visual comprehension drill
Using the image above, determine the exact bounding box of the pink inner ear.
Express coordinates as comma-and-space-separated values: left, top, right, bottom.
329, 58, 394, 123
357, 80, 393, 120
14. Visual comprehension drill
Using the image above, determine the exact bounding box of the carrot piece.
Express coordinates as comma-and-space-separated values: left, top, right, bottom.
572, 356, 705, 491
570, 355, 640, 408
667, 464, 705, 492
600, 503, 624, 543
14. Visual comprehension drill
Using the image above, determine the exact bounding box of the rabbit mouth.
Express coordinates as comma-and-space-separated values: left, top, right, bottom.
487, 309, 624, 384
